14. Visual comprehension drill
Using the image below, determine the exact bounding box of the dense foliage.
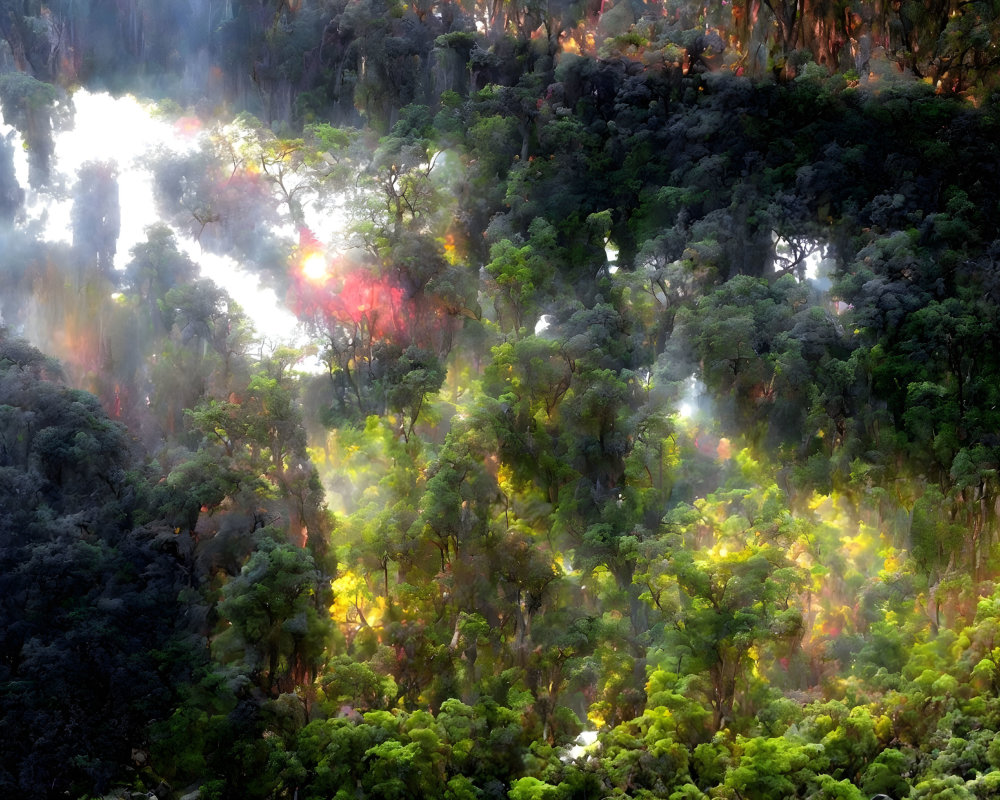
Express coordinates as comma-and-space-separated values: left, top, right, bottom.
5, 1, 1000, 799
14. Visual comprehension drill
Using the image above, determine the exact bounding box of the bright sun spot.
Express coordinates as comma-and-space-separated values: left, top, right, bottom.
302, 252, 329, 282
564, 730, 599, 762
676, 374, 703, 420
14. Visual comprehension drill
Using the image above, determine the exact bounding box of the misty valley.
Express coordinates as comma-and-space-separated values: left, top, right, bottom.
4, 1, 1000, 799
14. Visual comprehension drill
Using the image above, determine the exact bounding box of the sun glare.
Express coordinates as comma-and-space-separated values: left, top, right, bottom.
676, 374, 704, 420
302, 252, 329, 282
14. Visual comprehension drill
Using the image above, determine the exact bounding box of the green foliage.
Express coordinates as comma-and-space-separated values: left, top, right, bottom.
0, 334, 195, 796
215, 532, 333, 692
0, 73, 68, 186
15, 10, 1000, 800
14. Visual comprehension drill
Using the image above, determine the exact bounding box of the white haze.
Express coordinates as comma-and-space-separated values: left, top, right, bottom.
2, 89, 304, 342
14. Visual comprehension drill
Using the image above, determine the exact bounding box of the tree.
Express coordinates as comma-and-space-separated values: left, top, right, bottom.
353, 106, 447, 248
215, 531, 333, 693
0, 333, 193, 797
0, 131, 23, 221
0, 72, 70, 187
381, 345, 447, 441
72, 161, 121, 276
725, 736, 829, 799
650, 482, 809, 732
485, 218, 558, 334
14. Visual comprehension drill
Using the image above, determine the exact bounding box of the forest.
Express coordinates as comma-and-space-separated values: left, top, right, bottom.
3, 0, 1000, 798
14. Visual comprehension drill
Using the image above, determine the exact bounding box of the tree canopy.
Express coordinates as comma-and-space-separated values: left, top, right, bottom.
6, 2, 1000, 799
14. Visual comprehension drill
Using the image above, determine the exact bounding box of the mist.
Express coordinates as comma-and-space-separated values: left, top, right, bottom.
4, 2, 1000, 798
